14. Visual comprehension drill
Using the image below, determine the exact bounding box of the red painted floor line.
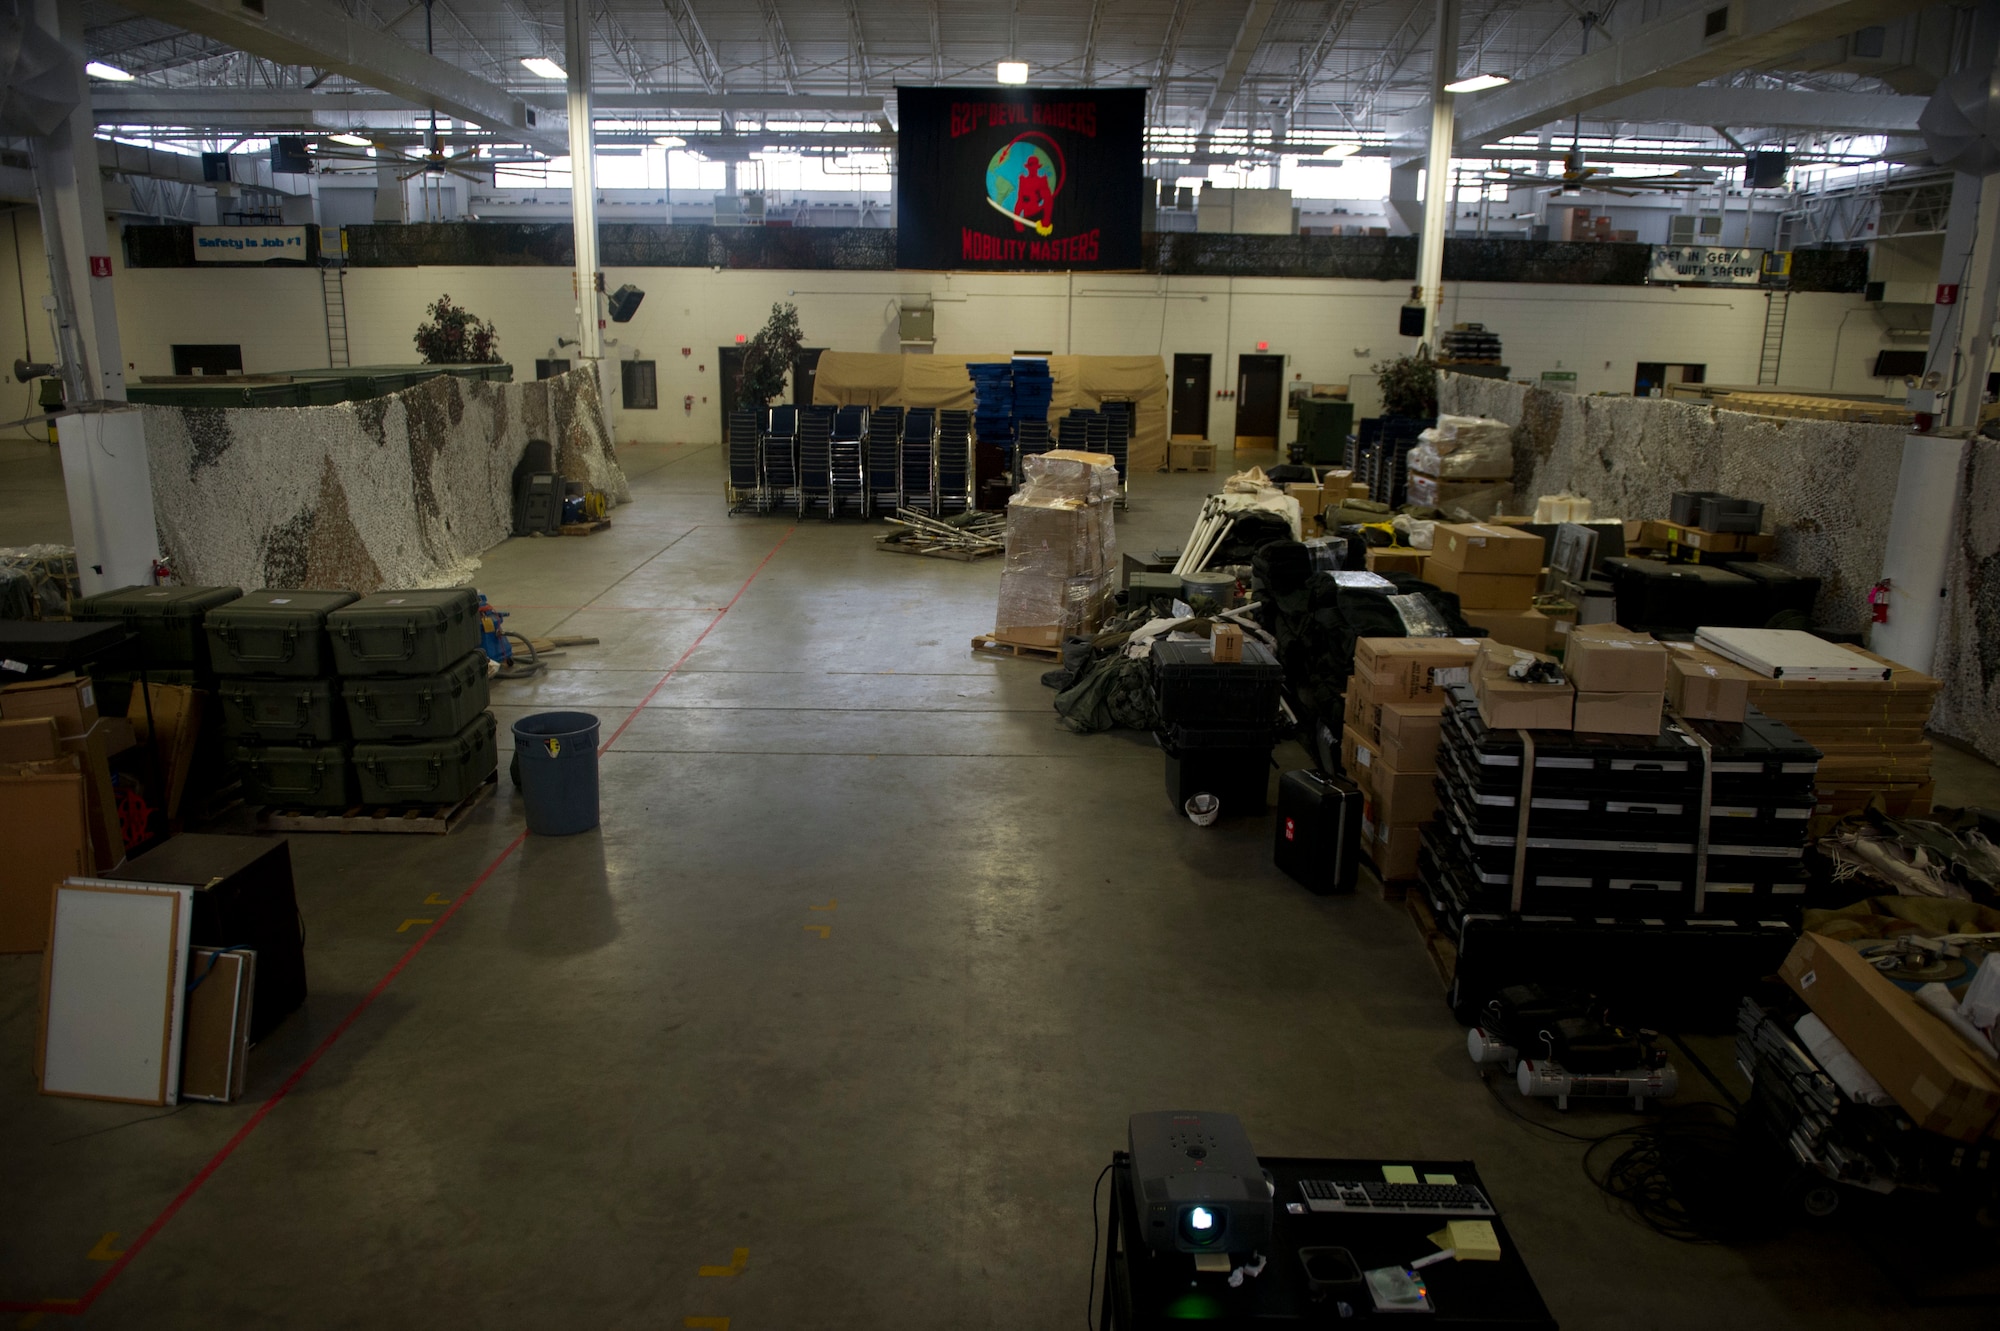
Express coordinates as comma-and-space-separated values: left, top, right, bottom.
2, 524, 796, 1318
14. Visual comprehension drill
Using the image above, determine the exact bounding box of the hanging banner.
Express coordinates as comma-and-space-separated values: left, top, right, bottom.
896, 87, 1144, 272
1647, 246, 1765, 286
192, 225, 317, 264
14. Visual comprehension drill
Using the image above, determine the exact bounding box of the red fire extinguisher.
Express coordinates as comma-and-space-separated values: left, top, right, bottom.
1868, 580, 1890, 624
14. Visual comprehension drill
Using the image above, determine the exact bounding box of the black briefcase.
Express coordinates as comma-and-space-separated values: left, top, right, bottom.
1273, 768, 1363, 895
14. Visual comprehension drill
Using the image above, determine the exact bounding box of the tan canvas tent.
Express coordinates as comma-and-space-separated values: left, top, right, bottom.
812, 353, 1170, 472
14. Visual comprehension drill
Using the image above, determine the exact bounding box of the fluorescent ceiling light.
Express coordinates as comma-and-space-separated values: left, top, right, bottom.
655, 135, 687, 147
997, 61, 1029, 85
1321, 143, 1360, 158
521, 57, 567, 79
329, 133, 371, 147
86, 61, 135, 81
1444, 73, 1510, 93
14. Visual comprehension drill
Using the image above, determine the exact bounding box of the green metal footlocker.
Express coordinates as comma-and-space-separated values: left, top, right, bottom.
328, 588, 481, 676
341, 651, 491, 741
205, 590, 359, 678
354, 710, 497, 805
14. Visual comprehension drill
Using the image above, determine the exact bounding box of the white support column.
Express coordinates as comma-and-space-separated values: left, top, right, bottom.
1877, 5, 1998, 669
1414, 0, 1461, 346
564, 0, 611, 429
32, 0, 158, 592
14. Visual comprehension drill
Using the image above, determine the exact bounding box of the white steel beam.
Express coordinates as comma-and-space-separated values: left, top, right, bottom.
1200, 0, 1280, 135
1585, 87, 1928, 135
113, 0, 567, 154
93, 89, 887, 117
1451, 0, 1934, 149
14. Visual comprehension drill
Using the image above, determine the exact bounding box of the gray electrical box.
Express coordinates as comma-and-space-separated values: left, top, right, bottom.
899, 306, 935, 343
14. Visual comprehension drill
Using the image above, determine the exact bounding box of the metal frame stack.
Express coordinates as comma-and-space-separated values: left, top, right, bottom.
936, 409, 972, 514
865, 406, 904, 516
762, 406, 801, 515
797, 405, 834, 519
726, 410, 765, 515
830, 405, 868, 518
901, 408, 938, 516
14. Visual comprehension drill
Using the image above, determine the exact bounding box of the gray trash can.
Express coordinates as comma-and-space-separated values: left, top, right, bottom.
512, 711, 601, 835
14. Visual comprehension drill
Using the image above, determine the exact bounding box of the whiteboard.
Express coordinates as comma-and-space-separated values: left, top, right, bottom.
41, 879, 194, 1105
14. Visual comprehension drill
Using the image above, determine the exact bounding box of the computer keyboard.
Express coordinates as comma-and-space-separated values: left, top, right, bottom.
1299, 1179, 1496, 1217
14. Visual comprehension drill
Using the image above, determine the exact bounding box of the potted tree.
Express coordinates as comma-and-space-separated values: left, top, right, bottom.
735, 301, 805, 422
413, 294, 502, 364
1372, 346, 1438, 421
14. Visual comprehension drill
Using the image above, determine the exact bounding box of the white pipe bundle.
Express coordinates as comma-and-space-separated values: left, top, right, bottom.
1172, 497, 1234, 577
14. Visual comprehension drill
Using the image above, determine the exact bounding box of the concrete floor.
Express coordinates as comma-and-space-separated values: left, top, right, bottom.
1, 437, 1996, 1327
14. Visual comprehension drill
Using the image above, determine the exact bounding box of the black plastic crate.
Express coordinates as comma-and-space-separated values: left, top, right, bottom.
1151, 638, 1284, 728
1158, 730, 1273, 815
1438, 686, 1700, 794
1434, 745, 1700, 839
1729, 561, 1820, 620
1600, 557, 1762, 633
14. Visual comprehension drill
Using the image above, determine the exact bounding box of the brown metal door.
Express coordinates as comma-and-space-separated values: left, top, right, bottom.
1170, 353, 1210, 438
1235, 353, 1284, 448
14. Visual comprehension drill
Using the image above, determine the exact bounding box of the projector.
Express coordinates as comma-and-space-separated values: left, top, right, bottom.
1127, 1111, 1273, 1255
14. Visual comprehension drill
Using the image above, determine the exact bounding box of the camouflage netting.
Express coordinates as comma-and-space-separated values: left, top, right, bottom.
1933, 439, 2000, 761
1440, 374, 1906, 631
143, 367, 627, 594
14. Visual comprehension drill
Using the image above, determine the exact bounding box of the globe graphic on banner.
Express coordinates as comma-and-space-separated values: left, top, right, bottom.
984, 133, 1065, 237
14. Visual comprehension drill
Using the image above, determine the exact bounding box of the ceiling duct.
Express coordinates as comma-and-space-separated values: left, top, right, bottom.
0, 15, 79, 136
1918, 67, 2000, 174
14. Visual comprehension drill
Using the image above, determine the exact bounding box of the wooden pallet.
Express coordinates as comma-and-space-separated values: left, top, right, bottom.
560, 518, 613, 536
876, 536, 1002, 562
970, 633, 1061, 662
257, 774, 496, 835
1405, 892, 1457, 993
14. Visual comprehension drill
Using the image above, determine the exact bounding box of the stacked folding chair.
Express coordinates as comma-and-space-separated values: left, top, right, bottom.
727, 410, 763, 515
936, 409, 972, 515
763, 406, 800, 515
865, 405, 904, 516
901, 409, 937, 515
797, 405, 834, 519
831, 405, 868, 518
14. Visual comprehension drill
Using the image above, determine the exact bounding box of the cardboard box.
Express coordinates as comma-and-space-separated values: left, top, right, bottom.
1344, 687, 1382, 742
1470, 606, 1550, 653
0, 674, 99, 738
1369, 759, 1439, 826
1352, 637, 1484, 705
1211, 623, 1244, 664
1664, 642, 1756, 721
1640, 520, 1776, 555
1169, 441, 1216, 472
1366, 548, 1428, 578
1565, 624, 1670, 693
1363, 815, 1424, 881
0, 717, 62, 764
1782, 932, 2000, 1142
60, 720, 127, 873
1429, 523, 1547, 575
1286, 483, 1325, 523
1573, 690, 1664, 736
0, 771, 91, 952
1346, 483, 1371, 501
1341, 724, 1382, 792
1472, 644, 1574, 731
1424, 563, 1537, 610
1379, 702, 1444, 773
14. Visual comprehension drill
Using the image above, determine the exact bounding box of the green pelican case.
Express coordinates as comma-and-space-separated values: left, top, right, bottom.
341, 650, 491, 741
204, 589, 360, 678
217, 676, 343, 744
71, 584, 243, 672
327, 588, 481, 677
233, 740, 356, 810
353, 710, 497, 805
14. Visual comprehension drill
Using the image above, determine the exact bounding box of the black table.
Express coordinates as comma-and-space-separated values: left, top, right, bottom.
1100, 1154, 1557, 1329
0, 620, 136, 674
106, 834, 306, 1043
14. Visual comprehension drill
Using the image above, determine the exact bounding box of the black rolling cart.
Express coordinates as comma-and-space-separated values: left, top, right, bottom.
1098, 1153, 1556, 1329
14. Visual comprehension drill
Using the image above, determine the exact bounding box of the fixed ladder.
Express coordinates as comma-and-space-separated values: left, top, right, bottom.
1756, 291, 1788, 386
320, 264, 349, 368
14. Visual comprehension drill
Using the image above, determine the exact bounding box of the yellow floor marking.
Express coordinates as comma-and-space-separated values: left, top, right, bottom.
698, 1247, 750, 1276
684, 1319, 730, 1329
808, 900, 837, 911
423, 893, 454, 905
803, 924, 830, 939
18, 1313, 44, 1328
86, 1232, 125, 1261
396, 918, 434, 933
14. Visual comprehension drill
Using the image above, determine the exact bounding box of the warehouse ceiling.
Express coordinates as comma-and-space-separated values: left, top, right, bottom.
72, 0, 1959, 168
